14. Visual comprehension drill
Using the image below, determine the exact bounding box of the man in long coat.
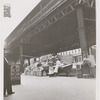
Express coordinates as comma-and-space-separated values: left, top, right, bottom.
4, 58, 15, 96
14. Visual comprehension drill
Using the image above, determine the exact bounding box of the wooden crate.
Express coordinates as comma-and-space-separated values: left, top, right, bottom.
10, 64, 21, 85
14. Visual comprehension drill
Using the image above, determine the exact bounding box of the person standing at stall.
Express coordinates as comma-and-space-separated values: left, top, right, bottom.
33, 58, 39, 76
54, 58, 62, 76
4, 58, 15, 96
48, 58, 55, 77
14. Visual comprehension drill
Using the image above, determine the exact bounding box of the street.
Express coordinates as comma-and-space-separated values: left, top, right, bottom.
4, 75, 96, 100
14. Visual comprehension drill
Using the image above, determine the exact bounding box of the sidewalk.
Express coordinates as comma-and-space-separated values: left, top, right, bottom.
4, 75, 96, 100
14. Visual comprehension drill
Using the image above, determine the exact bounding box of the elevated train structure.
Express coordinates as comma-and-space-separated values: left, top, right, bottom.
4, 0, 96, 72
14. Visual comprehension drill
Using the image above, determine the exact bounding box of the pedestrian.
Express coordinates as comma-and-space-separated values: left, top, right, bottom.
48, 58, 55, 77
4, 58, 15, 96
33, 58, 39, 76
54, 58, 62, 76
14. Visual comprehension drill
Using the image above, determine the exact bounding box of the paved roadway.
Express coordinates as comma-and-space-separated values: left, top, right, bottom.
4, 75, 96, 100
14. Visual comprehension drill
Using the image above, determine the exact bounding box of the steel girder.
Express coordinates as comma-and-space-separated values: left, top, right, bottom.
21, 0, 95, 44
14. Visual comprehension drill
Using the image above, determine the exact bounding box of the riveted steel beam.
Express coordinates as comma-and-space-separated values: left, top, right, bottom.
21, 0, 77, 44
21, 0, 95, 44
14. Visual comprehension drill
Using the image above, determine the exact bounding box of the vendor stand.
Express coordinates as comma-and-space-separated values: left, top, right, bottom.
10, 64, 21, 85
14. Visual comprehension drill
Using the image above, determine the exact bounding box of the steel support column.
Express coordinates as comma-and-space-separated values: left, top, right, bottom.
77, 5, 88, 59
20, 44, 24, 73
28, 58, 30, 66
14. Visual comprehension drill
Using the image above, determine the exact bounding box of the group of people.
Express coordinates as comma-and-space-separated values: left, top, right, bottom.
24, 55, 63, 77
48, 57, 63, 77
24, 58, 43, 76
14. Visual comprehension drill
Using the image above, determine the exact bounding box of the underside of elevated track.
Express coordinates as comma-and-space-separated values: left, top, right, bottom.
4, 0, 96, 65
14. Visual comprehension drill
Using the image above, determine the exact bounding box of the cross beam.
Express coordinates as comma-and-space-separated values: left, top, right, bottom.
21, 0, 95, 44
21, 0, 77, 44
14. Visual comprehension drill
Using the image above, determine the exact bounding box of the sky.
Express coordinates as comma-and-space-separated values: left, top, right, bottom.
1, 0, 41, 41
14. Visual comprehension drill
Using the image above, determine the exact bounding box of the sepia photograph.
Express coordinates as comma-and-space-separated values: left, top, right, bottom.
0, 0, 98, 100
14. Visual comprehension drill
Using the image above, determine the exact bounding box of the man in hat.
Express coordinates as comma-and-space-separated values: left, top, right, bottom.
4, 58, 15, 96
54, 58, 62, 76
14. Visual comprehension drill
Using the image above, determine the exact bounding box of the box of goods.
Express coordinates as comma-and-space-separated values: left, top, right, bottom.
37, 71, 42, 76
82, 66, 90, 74
69, 69, 77, 77
83, 74, 91, 78
76, 69, 82, 74
77, 74, 83, 78
90, 67, 96, 78
42, 71, 47, 76
10, 64, 21, 85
